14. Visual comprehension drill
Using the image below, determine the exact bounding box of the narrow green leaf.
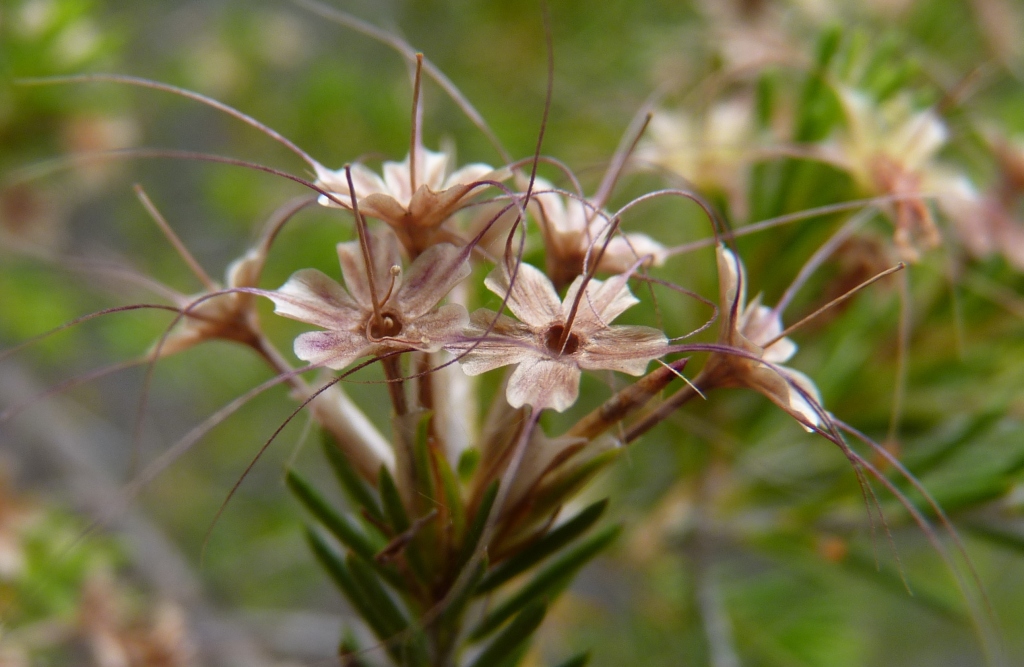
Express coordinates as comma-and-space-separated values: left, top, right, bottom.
966, 521, 1024, 555
477, 499, 608, 595
412, 411, 436, 508
552, 651, 591, 667
457, 481, 499, 572
524, 450, 620, 528
434, 445, 467, 543
322, 432, 385, 525
305, 528, 401, 661
287, 470, 380, 563
379, 464, 410, 533
467, 602, 547, 667
339, 631, 370, 667
347, 553, 409, 637
458, 447, 481, 481
435, 557, 488, 662
471, 525, 620, 640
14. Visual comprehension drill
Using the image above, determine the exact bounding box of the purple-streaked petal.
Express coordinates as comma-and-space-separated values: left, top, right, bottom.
715, 244, 745, 338
395, 243, 471, 318
418, 148, 450, 190
455, 341, 536, 376
270, 269, 361, 328
484, 262, 562, 326
562, 273, 640, 328
506, 357, 581, 412
394, 303, 469, 352
578, 326, 668, 375
779, 367, 824, 431
382, 157, 414, 206
337, 228, 403, 308
444, 163, 502, 189
293, 330, 370, 370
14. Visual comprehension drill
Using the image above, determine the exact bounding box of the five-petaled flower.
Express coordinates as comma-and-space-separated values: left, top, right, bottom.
268, 227, 470, 370
701, 244, 824, 431
451, 260, 668, 412
313, 146, 506, 255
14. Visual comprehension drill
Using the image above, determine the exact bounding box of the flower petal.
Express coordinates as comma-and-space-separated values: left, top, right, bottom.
382, 156, 414, 206
484, 262, 562, 326
715, 244, 745, 340
506, 357, 581, 412
597, 233, 666, 273
444, 162, 501, 189
269, 269, 361, 329
337, 228, 403, 308
578, 326, 668, 375
314, 162, 388, 207
562, 273, 640, 328
293, 330, 370, 370
451, 309, 536, 375
395, 243, 471, 318
395, 303, 469, 352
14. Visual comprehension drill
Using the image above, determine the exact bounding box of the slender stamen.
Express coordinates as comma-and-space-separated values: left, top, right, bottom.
763, 263, 906, 349
134, 184, 219, 292
381, 265, 401, 306
591, 111, 653, 219
344, 165, 383, 325
409, 53, 424, 195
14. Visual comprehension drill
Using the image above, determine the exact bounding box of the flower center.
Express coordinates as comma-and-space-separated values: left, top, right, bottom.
367, 311, 404, 340
544, 324, 581, 355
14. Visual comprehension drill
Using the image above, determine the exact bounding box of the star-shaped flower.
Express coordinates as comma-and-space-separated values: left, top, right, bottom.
530, 178, 666, 289
702, 245, 824, 430
452, 261, 668, 412
313, 146, 506, 254
268, 227, 470, 370
821, 88, 970, 262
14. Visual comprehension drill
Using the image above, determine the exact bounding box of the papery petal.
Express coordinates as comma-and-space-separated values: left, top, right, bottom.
452, 309, 537, 375
270, 269, 361, 328
715, 244, 745, 338
562, 273, 640, 329
358, 193, 410, 227
395, 243, 471, 318
598, 233, 666, 273
382, 156, 414, 206
418, 148, 450, 190
337, 228, 403, 308
484, 262, 563, 326
506, 357, 581, 412
445, 163, 502, 189
740, 302, 795, 363
395, 303, 469, 352
314, 162, 387, 207
293, 330, 370, 370
779, 367, 825, 431
578, 326, 668, 375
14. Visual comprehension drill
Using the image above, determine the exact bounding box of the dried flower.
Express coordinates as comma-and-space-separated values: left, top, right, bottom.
452, 261, 667, 412
639, 100, 755, 217
701, 245, 824, 430
822, 88, 964, 262
269, 227, 470, 370
313, 146, 506, 255
530, 178, 666, 289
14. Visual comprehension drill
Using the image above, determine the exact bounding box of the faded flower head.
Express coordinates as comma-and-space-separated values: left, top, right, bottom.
639, 99, 755, 215
530, 178, 666, 288
269, 226, 470, 370
312, 145, 505, 254
824, 87, 963, 262
156, 249, 265, 358
703, 244, 824, 430
452, 260, 667, 412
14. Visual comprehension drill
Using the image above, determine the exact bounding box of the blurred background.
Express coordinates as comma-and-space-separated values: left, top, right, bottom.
3, 0, 1024, 665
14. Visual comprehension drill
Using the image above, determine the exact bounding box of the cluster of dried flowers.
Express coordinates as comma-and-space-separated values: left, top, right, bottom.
6, 3, 1024, 665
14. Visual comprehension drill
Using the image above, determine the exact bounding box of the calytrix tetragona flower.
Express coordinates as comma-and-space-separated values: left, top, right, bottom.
452, 261, 668, 412
530, 177, 666, 289
268, 227, 470, 370
701, 245, 824, 431
313, 146, 506, 255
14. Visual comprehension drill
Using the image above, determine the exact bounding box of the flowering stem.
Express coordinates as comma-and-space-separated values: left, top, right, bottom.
624, 369, 706, 443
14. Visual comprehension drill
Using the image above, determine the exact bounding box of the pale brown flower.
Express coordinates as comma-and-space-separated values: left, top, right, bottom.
269, 227, 470, 370
702, 245, 824, 430
313, 146, 506, 254
530, 177, 666, 288
822, 88, 964, 262
452, 261, 667, 412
